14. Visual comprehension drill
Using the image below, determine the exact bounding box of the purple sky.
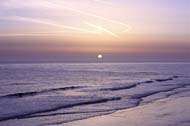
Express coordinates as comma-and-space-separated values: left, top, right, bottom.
0, 0, 189, 62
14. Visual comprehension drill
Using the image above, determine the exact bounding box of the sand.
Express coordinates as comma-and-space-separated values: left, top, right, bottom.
64, 96, 190, 126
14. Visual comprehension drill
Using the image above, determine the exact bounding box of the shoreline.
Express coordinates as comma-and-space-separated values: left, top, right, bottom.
63, 96, 190, 126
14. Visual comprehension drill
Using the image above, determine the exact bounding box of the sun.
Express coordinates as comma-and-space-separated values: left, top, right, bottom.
97, 54, 103, 59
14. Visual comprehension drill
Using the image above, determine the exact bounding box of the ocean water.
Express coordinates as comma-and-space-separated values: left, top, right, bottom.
0, 63, 190, 126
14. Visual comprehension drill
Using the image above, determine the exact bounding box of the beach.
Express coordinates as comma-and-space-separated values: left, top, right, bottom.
0, 0, 189, 125
64, 96, 190, 126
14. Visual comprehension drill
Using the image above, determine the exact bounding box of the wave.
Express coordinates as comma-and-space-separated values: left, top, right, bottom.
99, 76, 179, 92
0, 97, 121, 122
0, 86, 84, 98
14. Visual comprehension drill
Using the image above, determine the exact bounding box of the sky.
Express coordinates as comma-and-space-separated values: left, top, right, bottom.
0, 0, 189, 62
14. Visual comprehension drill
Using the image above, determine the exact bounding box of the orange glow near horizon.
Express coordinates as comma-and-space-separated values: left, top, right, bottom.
0, 0, 189, 61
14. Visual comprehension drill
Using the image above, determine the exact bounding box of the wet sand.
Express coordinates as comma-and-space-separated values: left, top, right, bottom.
64, 96, 190, 126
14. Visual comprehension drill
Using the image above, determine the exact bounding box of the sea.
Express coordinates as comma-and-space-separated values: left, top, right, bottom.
0, 63, 190, 126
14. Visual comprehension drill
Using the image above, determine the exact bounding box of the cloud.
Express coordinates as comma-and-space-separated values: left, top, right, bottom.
46, 1, 130, 31
0, 16, 102, 35
92, 0, 114, 6
0, 0, 131, 37
86, 22, 119, 37
0, 0, 55, 9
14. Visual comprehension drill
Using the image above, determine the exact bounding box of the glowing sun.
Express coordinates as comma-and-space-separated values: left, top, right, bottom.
97, 54, 103, 59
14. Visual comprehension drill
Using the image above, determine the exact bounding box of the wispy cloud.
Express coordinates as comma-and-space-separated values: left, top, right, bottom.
0, 16, 102, 35
0, 0, 55, 9
0, 31, 100, 37
0, 0, 131, 38
86, 22, 119, 37
47, 1, 130, 31
92, 0, 114, 6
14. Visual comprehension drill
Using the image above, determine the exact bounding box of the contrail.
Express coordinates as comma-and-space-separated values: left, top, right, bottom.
0, 0, 131, 36
85, 22, 119, 38
92, 0, 114, 6
0, 16, 100, 35
0, 30, 101, 37
0, 33, 51, 37
45, 1, 131, 31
